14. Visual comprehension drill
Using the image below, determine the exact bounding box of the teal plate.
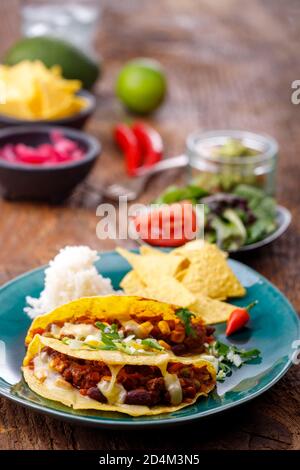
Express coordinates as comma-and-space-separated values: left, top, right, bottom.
0, 251, 299, 429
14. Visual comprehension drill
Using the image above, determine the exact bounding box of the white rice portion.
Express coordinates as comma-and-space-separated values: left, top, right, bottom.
24, 246, 116, 319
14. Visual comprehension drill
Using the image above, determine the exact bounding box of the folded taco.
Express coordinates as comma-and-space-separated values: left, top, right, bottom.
25, 296, 215, 356
23, 334, 216, 416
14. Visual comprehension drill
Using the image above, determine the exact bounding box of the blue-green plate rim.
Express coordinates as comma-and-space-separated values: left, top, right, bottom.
0, 251, 299, 429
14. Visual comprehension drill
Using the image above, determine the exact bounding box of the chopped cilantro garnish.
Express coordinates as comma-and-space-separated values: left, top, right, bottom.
175, 308, 196, 337
95, 321, 106, 331
141, 338, 164, 351
95, 321, 120, 343
95, 322, 119, 337
115, 343, 135, 355
239, 348, 261, 359
101, 344, 118, 351
61, 337, 70, 345
208, 340, 261, 381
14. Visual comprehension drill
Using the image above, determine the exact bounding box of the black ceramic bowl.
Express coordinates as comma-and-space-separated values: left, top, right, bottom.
0, 126, 101, 202
0, 90, 96, 130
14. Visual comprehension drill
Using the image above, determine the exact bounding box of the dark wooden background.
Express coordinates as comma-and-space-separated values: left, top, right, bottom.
0, 0, 299, 450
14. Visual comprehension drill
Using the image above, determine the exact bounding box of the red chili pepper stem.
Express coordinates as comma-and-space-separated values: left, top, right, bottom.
244, 300, 258, 311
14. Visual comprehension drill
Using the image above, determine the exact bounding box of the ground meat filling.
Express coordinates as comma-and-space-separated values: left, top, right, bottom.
44, 348, 110, 403
41, 312, 215, 356
32, 348, 213, 407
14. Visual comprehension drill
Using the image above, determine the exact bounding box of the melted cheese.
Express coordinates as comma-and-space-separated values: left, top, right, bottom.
33, 352, 60, 387
98, 359, 184, 407
157, 359, 184, 405
164, 373, 183, 405
59, 323, 100, 340
50, 324, 61, 337
97, 365, 126, 404
122, 320, 140, 336
33, 352, 50, 380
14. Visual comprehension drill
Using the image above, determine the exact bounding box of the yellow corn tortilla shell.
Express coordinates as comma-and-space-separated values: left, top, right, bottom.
23, 334, 216, 417
174, 241, 245, 299
24, 334, 212, 367
26, 295, 182, 345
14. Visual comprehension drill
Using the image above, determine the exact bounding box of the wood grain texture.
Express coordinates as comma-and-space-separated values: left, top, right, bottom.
0, 0, 299, 450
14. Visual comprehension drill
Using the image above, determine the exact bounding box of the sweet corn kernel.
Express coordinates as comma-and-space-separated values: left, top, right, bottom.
49, 358, 65, 372
137, 321, 153, 338
170, 330, 185, 343
158, 320, 171, 335
158, 340, 171, 350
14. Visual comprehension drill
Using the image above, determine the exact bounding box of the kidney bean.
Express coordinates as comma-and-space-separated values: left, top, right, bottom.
125, 389, 154, 406
205, 326, 215, 336
86, 387, 107, 403
171, 343, 187, 356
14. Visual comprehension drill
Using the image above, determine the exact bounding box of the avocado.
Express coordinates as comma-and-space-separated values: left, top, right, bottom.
4, 36, 100, 90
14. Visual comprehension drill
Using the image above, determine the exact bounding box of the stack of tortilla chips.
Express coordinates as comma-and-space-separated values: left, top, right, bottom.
117, 240, 246, 325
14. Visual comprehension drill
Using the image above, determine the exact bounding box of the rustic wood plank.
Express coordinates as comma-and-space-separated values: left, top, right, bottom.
0, 0, 299, 450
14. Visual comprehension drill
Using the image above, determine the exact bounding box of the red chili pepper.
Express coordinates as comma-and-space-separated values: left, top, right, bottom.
225, 301, 258, 336
131, 122, 163, 167
114, 124, 142, 176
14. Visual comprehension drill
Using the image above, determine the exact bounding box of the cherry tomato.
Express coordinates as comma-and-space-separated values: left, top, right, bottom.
134, 202, 198, 247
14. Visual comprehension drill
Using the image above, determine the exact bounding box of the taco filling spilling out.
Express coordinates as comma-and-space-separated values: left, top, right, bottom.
23, 296, 218, 416
28, 347, 214, 407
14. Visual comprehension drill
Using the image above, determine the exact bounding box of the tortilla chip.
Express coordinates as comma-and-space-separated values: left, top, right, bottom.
141, 275, 196, 307
174, 242, 245, 299
120, 273, 195, 308
191, 294, 236, 324
116, 247, 189, 280
139, 245, 164, 256
117, 244, 245, 325
120, 271, 146, 295
176, 267, 188, 283
174, 239, 227, 257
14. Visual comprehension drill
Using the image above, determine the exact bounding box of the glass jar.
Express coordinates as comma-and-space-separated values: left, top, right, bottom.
21, 0, 101, 56
186, 130, 278, 195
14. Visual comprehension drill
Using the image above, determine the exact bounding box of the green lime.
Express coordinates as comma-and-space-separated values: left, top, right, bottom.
116, 58, 167, 114
4, 36, 100, 90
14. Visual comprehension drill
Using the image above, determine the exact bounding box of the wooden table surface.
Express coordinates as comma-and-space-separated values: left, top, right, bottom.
0, 0, 299, 450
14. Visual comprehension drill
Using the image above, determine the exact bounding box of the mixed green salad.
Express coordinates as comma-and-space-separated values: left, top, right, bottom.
155, 184, 277, 251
